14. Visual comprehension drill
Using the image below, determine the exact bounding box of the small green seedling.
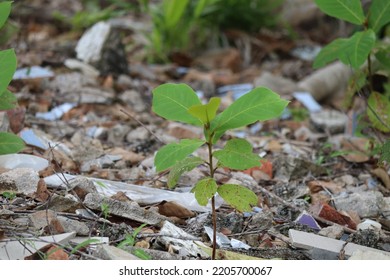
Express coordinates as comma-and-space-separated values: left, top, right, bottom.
0, 1, 25, 155
1, 191, 16, 200
152, 83, 288, 259
117, 224, 151, 260
313, 0, 390, 133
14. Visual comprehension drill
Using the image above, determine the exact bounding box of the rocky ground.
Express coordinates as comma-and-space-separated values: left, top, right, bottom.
0, 0, 389, 260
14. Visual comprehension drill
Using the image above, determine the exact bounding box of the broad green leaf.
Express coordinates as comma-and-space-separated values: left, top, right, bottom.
152, 83, 202, 126
0, 49, 17, 93
313, 38, 348, 68
380, 140, 390, 163
168, 156, 205, 188
210, 87, 288, 142
342, 30, 376, 68
154, 139, 205, 172
217, 184, 258, 212
0, 89, 17, 110
0, 2, 12, 30
191, 177, 218, 206
367, 92, 390, 132
368, 0, 390, 33
314, 30, 376, 69
188, 97, 220, 125
314, 0, 365, 25
0, 132, 25, 155
214, 138, 261, 170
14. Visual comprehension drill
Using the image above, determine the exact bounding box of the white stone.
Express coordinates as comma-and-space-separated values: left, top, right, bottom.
76, 21, 111, 64
357, 219, 382, 231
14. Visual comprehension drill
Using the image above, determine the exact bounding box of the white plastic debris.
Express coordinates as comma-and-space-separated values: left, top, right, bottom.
231, 238, 251, 250
293, 92, 322, 113
291, 45, 321, 61
44, 173, 222, 212
204, 226, 231, 248
158, 221, 208, 258
35, 103, 76, 121
13, 66, 54, 80
0, 232, 76, 260
204, 226, 251, 250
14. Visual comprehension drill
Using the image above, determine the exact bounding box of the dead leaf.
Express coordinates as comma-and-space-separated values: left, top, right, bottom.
157, 201, 195, 219
244, 159, 273, 179
308, 180, 343, 194
6, 107, 25, 134
310, 202, 356, 229
111, 191, 131, 202
44, 218, 65, 235
265, 139, 282, 152
371, 168, 390, 189
340, 137, 371, 163
310, 192, 331, 205
135, 240, 150, 249
192, 48, 242, 72
46, 245, 69, 260
34, 178, 50, 202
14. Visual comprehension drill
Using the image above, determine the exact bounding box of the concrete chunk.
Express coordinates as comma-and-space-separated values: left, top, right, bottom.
289, 229, 390, 259
84, 193, 168, 225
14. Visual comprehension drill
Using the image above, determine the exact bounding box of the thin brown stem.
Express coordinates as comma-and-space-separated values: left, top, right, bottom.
207, 135, 217, 260
211, 196, 217, 260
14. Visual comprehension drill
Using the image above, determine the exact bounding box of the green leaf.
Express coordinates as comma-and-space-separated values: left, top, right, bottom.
368, 0, 390, 33
367, 92, 390, 132
194, 0, 209, 18
0, 1, 12, 30
168, 156, 205, 188
152, 83, 202, 126
154, 139, 205, 172
313, 38, 348, 68
163, 0, 189, 28
0, 49, 17, 94
0, 132, 25, 155
380, 140, 390, 163
217, 184, 258, 212
188, 97, 220, 125
343, 30, 376, 68
117, 224, 147, 248
191, 177, 218, 206
314, 30, 376, 69
133, 248, 152, 260
0, 89, 17, 110
210, 87, 288, 142
314, 0, 365, 25
70, 238, 100, 255
214, 138, 261, 170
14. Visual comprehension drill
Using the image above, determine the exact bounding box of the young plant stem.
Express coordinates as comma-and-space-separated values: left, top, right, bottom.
206, 134, 217, 260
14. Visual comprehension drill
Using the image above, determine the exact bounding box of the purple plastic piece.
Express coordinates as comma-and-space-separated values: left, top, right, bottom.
295, 212, 321, 230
